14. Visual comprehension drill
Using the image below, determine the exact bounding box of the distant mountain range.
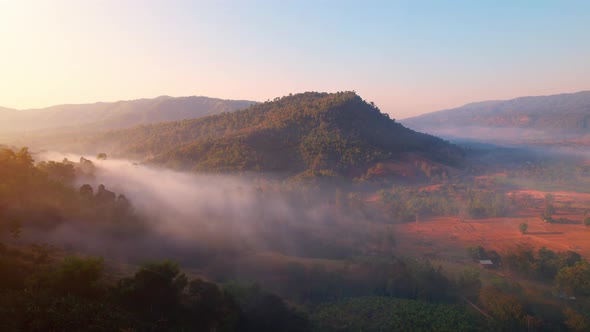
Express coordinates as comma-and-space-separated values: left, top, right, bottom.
402, 91, 590, 144
75, 92, 463, 176
0, 96, 256, 133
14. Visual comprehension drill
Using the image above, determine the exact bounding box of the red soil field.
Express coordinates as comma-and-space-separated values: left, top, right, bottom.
393, 190, 590, 259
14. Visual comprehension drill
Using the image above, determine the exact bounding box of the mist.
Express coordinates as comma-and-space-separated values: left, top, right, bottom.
32, 152, 384, 268
403, 124, 555, 144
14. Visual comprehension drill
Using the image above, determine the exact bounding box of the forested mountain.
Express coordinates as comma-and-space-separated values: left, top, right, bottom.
402, 91, 590, 144
0, 96, 255, 133
79, 92, 463, 176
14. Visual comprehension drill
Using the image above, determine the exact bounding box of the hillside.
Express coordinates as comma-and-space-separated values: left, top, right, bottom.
402, 91, 590, 144
0, 96, 256, 134
80, 92, 463, 176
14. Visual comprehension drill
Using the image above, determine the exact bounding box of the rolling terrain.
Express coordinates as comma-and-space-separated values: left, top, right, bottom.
0, 95, 256, 134
68, 91, 464, 176
402, 90, 590, 146
2, 91, 590, 331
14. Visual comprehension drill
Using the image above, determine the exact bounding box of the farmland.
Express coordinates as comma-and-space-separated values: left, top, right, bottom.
391, 181, 590, 259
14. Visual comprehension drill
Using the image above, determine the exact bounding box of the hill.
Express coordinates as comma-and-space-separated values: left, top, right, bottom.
80, 92, 463, 176
402, 91, 590, 144
0, 96, 256, 134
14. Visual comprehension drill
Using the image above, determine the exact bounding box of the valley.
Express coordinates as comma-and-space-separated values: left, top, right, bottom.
2, 91, 590, 331
4, 2, 590, 330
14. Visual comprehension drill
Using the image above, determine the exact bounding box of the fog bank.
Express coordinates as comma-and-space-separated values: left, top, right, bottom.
34, 152, 382, 265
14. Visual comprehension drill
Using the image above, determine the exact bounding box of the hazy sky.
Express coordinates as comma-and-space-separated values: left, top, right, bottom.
1, 0, 589, 118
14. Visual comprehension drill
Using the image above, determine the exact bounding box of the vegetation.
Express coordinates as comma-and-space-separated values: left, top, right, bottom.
464, 246, 590, 330
555, 261, 590, 296
312, 297, 476, 332
0, 247, 307, 332
83, 92, 463, 176
380, 187, 458, 222
1, 139, 590, 331
465, 189, 511, 218
380, 184, 512, 222
0, 147, 140, 239
519, 222, 528, 234
502, 245, 582, 281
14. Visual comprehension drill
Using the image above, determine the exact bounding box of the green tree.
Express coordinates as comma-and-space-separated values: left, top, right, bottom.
96, 153, 107, 160
79, 184, 94, 197
48, 256, 106, 299
544, 203, 555, 218
555, 261, 590, 296
519, 223, 528, 234
224, 282, 311, 332
479, 286, 524, 330
117, 260, 188, 325
563, 307, 590, 332
583, 216, 590, 227
458, 268, 481, 300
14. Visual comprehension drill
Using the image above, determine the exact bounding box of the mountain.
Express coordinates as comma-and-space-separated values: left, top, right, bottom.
0, 106, 16, 112
0, 96, 256, 134
80, 92, 463, 176
402, 91, 590, 144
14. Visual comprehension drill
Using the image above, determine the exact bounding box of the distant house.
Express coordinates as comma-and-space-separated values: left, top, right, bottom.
479, 260, 494, 268
556, 292, 576, 300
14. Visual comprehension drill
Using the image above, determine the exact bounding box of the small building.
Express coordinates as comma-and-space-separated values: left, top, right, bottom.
556, 292, 576, 300
479, 260, 494, 268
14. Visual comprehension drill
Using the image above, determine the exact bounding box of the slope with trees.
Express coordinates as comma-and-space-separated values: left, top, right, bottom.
84, 92, 463, 177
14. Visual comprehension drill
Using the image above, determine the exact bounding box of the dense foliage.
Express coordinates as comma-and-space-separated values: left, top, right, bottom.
312, 296, 476, 332
463, 245, 590, 331
380, 187, 458, 221
379, 184, 512, 222
0, 147, 139, 237
2, 145, 590, 331
0, 246, 308, 332
86, 92, 463, 176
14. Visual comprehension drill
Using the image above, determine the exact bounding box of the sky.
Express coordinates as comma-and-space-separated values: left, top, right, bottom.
1, 0, 589, 118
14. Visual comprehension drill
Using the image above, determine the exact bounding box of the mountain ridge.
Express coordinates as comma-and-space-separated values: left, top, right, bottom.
0, 95, 257, 134
75, 91, 464, 176
401, 90, 590, 144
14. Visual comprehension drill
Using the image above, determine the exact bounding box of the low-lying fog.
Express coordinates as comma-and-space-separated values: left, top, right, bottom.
402, 124, 590, 148
34, 152, 380, 266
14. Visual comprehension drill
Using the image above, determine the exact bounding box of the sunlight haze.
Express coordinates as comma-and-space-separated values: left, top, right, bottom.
1, 0, 589, 117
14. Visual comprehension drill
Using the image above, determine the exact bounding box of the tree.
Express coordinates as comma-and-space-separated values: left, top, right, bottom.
563, 307, 590, 332
519, 223, 528, 234
185, 278, 238, 331
49, 256, 106, 299
544, 203, 555, 218
224, 282, 310, 332
479, 286, 524, 329
79, 184, 94, 198
15, 147, 34, 168
96, 153, 107, 160
117, 260, 188, 325
96, 184, 116, 203
584, 216, 590, 227
466, 245, 487, 261
543, 193, 556, 218
37, 160, 75, 183
458, 268, 481, 300
555, 261, 590, 296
